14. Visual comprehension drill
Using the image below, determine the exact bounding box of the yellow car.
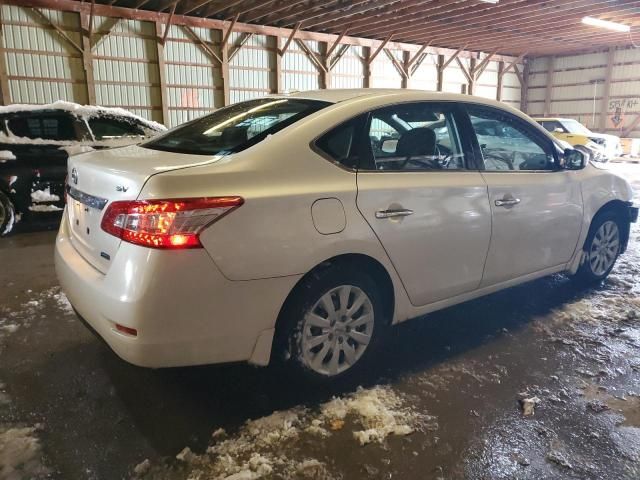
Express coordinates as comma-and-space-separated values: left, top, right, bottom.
533, 117, 621, 162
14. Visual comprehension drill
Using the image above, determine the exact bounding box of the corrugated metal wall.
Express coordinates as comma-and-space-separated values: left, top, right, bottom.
2, 6, 86, 104
527, 47, 640, 138
93, 16, 161, 122
0, 4, 525, 128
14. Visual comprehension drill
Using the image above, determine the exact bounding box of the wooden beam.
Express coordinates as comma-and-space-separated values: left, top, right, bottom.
221, 31, 229, 105
181, 0, 216, 16
320, 41, 329, 89
0, 9, 10, 105
155, 21, 169, 125
496, 61, 504, 101
441, 44, 466, 71
383, 48, 408, 80
436, 54, 444, 92
455, 56, 472, 84
161, 1, 178, 45
221, 12, 238, 49
91, 17, 121, 51
409, 48, 430, 77
273, 35, 281, 93
407, 42, 429, 70
87, 0, 95, 37
278, 21, 300, 56
521, 60, 529, 113
468, 57, 476, 95
472, 49, 497, 79
79, 11, 96, 104
182, 25, 222, 64
599, 47, 615, 131
295, 38, 327, 73
543, 56, 555, 116
623, 114, 640, 137
401, 50, 410, 88
228, 32, 254, 63
500, 52, 527, 77
363, 46, 371, 88
329, 44, 349, 71
326, 26, 349, 58
367, 33, 393, 65
30, 8, 83, 53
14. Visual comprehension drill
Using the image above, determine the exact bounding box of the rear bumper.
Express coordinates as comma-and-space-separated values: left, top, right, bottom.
54, 213, 299, 368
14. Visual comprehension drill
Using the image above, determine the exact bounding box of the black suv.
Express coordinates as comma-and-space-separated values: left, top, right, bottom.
0, 102, 165, 234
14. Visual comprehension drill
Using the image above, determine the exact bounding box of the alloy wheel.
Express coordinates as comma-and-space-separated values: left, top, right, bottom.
300, 285, 374, 376
589, 220, 619, 276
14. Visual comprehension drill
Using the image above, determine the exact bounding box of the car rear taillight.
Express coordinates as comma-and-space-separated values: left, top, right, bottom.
100, 197, 243, 249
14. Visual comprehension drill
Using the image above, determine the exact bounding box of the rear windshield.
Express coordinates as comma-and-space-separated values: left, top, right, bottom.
143, 98, 330, 155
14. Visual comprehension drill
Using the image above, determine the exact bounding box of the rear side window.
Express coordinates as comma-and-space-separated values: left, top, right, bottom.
144, 98, 330, 155
7, 113, 78, 141
89, 116, 145, 140
540, 120, 565, 133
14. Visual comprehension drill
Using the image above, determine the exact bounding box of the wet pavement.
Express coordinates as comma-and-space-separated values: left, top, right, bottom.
1, 163, 640, 480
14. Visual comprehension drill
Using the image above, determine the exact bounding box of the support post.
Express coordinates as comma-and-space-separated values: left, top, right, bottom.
221, 35, 230, 106
436, 54, 444, 92
320, 41, 329, 89
155, 21, 169, 125
363, 46, 371, 88
519, 62, 529, 113
0, 9, 11, 105
544, 56, 555, 116
468, 57, 476, 95
401, 50, 410, 88
496, 61, 504, 101
80, 12, 96, 104
599, 47, 615, 131
273, 35, 281, 93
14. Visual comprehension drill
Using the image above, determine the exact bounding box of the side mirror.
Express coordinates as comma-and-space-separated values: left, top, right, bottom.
563, 148, 586, 170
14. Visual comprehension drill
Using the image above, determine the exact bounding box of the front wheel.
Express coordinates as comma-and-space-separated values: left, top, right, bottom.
0, 190, 16, 236
278, 265, 388, 382
574, 211, 623, 284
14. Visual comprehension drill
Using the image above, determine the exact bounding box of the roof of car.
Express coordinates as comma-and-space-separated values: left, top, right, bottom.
282, 89, 510, 108
531, 117, 571, 122
0, 101, 166, 131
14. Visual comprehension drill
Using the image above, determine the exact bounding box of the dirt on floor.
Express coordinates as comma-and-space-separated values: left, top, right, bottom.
1, 163, 640, 480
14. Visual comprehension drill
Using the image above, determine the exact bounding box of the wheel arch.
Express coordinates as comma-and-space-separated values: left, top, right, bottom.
271, 253, 396, 359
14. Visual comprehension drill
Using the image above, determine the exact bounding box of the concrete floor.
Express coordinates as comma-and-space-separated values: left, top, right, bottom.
1, 163, 640, 480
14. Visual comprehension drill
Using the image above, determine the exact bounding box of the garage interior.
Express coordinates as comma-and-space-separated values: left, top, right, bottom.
1, 1, 640, 479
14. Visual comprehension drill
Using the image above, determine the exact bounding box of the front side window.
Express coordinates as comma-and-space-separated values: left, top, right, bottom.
7, 113, 78, 141
89, 116, 145, 140
363, 103, 465, 171
144, 98, 329, 155
468, 107, 556, 171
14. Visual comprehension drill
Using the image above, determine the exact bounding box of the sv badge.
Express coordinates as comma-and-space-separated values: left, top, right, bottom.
116, 185, 129, 192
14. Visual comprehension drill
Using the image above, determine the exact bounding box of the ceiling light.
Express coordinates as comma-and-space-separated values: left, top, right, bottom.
478, 0, 499, 3
582, 16, 630, 32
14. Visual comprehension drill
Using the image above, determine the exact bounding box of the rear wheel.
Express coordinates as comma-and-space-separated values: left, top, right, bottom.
574, 211, 623, 284
0, 190, 15, 236
279, 265, 388, 382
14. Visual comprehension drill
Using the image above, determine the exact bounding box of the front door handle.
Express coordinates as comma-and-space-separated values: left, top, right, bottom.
495, 197, 521, 207
375, 208, 414, 219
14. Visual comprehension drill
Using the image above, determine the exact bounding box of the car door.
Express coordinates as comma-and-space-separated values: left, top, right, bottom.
356, 102, 491, 306
465, 105, 583, 286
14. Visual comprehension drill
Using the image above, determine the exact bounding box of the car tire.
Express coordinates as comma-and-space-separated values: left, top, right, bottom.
0, 190, 16, 236
278, 264, 389, 383
574, 210, 624, 284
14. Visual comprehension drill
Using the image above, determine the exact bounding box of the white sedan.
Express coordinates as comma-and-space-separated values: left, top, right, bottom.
55, 89, 638, 381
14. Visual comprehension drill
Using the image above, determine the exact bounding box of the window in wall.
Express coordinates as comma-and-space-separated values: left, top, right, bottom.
468, 107, 556, 171
364, 103, 465, 171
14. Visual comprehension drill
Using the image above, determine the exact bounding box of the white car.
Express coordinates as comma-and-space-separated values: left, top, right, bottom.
55, 90, 638, 381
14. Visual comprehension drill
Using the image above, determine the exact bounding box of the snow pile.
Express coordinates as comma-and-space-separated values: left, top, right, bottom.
0, 150, 16, 162
31, 188, 60, 203
0, 425, 49, 480
29, 205, 63, 212
320, 386, 419, 445
134, 386, 426, 479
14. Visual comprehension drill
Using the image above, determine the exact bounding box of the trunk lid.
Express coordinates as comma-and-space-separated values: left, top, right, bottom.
66, 144, 222, 273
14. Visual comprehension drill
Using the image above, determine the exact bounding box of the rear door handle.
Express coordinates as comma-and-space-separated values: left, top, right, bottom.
375, 208, 414, 219
495, 197, 521, 207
